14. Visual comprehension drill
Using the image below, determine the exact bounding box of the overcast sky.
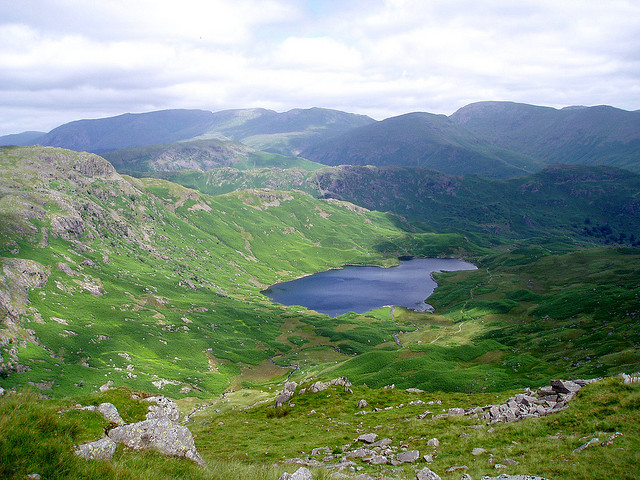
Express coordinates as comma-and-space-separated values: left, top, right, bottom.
1, 0, 639, 135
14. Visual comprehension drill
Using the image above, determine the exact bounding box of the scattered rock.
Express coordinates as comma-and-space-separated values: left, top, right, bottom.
357, 433, 378, 444
279, 466, 314, 480
472, 447, 487, 455
396, 450, 420, 463
74, 437, 117, 461
423, 454, 434, 462
480, 476, 550, 480
416, 466, 442, 480
99, 380, 113, 393
603, 432, 623, 445
406, 388, 425, 393
366, 454, 388, 465
427, 438, 440, 448
26, 474, 41, 480
445, 465, 468, 473
573, 437, 599, 453
356, 399, 368, 409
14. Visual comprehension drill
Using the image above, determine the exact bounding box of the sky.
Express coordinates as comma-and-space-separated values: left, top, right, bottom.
1, 0, 639, 136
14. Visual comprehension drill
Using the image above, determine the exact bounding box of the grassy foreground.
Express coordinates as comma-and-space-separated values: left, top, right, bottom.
1, 377, 639, 480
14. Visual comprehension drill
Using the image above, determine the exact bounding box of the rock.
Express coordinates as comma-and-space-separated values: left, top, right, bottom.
99, 380, 113, 393
573, 437, 599, 453
0, 387, 4, 396
427, 438, 439, 448
396, 450, 420, 463
284, 381, 298, 394
279, 466, 314, 480
311, 446, 331, 456
74, 436, 117, 461
494, 464, 508, 469
406, 388, 425, 393
416, 466, 442, 480
445, 465, 468, 473
480, 476, 550, 480
423, 454, 434, 462
144, 396, 179, 422
367, 454, 388, 465
603, 432, 623, 445
502, 458, 519, 466
461, 475, 472, 480
276, 392, 293, 408
97, 403, 124, 425
309, 381, 329, 393
26, 474, 41, 479
370, 438, 392, 448
447, 407, 465, 416
350, 447, 374, 458
550, 380, 582, 394
459, 432, 470, 438
472, 447, 487, 455
356, 433, 378, 444
108, 417, 204, 465
356, 399, 368, 409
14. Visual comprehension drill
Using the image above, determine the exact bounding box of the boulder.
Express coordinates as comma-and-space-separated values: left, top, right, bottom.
284, 381, 298, 394
550, 380, 581, 394
309, 381, 329, 393
349, 447, 374, 458
427, 438, 439, 448
416, 466, 442, 480
447, 407, 465, 416
144, 396, 180, 422
108, 417, 204, 465
356, 433, 378, 444
480, 476, 550, 480
74, 436, 117, 461
279, 466, 314, 480
472, 447, 487, 455
356, 399, 368, 409
367, 454, 388, 465
97, 403, 124, 425
396, 450, 420, 463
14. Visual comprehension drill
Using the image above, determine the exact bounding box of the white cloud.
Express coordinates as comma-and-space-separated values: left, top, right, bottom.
0, 0, 639, 135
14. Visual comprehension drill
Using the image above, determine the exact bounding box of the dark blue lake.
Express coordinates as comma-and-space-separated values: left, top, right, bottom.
263, 258, 476, 317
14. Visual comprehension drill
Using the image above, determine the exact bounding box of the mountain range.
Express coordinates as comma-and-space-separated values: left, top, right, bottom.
3, 101, 639, 177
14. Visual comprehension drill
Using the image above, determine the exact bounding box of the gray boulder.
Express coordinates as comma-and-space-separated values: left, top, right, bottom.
97, 402, 124, 425
279, 466, 314, 480
108, 416, 204, 465
74, 436, 117, 461
367, 454, 388, 465
144, 396, 180, 422
396, 450, 420, 463
356, 433, 378, 443
416, 466, 442, 480
356, 399, 368, 409
550, 380, 581, 394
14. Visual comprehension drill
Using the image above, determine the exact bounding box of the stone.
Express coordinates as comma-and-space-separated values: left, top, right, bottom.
74, 436, 117, 461
284, 381, 298, 393
480, 476, 550, 480
494, 464, 508, 469
144, 396, 180, 422
276, 392, 293, 407
370, 438, 392, 448
108, 417, 204, 465
350, 447, 374, 458
461, 475, 472, 480
396, 450, 420, 463
356, 399, 368, 409
26, 474, 41, 479
603, 432, 623, 445
279, 466, 314, 480
423, 454, 434, 462
0, 387, 5, 396
427, 437, 439, 448
550, 380, 581, 394
99, 380, 113, 393
356, 433, 378, 444
447, 407, 465, 416
311, 446, 331, 456
309, 381, 329, 393
445, 465, 468, 473
97, 402, 124, 425
573, 437, 599, 453
406, 388, 425, 393
472, 447, 487, 455
503, 458, 519, 466
367, 454, 388, 465
416, 466, 442, 480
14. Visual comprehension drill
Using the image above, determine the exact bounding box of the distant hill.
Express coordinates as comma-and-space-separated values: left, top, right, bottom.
24, 107, 374, 156
450, 101, 640, 172
300, 112, 542, 178
102, 139, 322, 174
191, 106, 376, 156
0, 131, 45, 146
37, 109, 215, 154
302, 102, 640, 176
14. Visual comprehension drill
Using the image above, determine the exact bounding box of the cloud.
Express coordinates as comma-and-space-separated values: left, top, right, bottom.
0, 0, 639, 135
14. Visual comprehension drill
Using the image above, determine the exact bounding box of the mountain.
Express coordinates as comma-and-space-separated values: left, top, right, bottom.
300, 112, 541, 178
101, 139, 322, 174
0, 131, 45, 146
450, 101, 640, 171
26, 107, 374, 156
185, 106, 376, 156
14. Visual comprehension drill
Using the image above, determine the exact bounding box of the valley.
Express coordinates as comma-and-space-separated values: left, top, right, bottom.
1, 102, 639, 479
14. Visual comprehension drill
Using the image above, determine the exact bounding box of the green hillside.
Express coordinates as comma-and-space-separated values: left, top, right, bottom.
102, 139, 323, 175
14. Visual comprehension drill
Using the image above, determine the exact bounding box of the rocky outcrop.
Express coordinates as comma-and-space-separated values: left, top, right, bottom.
275, 381, 298, 407
432, 379, 599, 424
308, 377, 352, 393
75, 395, 204, 466
480, 476, 550, 480
108, 416, 204, 465
279, 466, 314, 480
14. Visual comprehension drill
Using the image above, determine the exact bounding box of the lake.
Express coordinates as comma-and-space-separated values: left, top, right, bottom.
262, 258, 476, 317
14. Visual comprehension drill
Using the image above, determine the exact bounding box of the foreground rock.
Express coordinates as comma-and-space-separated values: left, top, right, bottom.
74, 437, 117, 461
416, 467, 441, 480
75, 395, 204, 466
